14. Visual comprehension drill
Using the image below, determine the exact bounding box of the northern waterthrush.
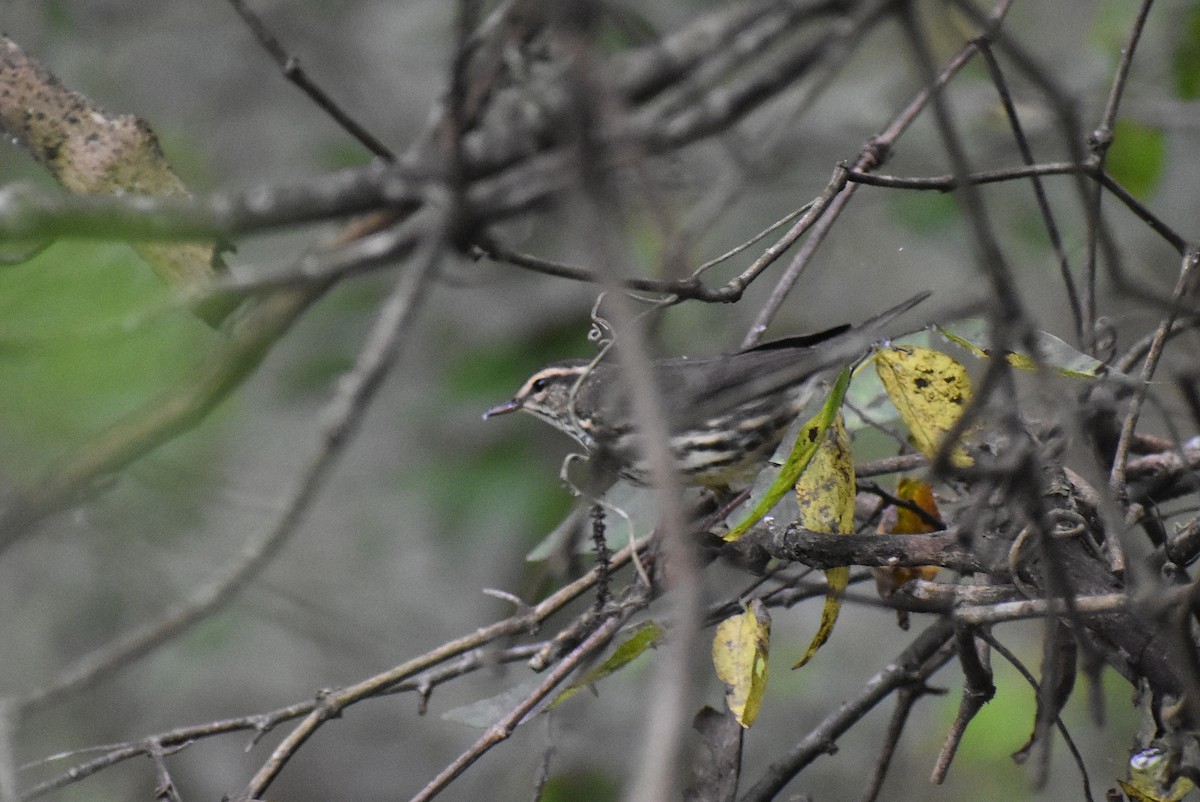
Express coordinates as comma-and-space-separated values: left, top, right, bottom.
484, 292, 929, 489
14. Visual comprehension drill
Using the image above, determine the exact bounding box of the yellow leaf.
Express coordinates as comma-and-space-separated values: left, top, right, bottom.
793, 566, 849, 669
1117, 780, 1157, 802
892, 476, 942, 535
793, 413, 854, 668
1117, 778, 1192, 802
712, 599, 771, 728
873, 477, 941, 628
724, 366, 852, 541
1120, 747, 1196, 802
874, 345, 974, 467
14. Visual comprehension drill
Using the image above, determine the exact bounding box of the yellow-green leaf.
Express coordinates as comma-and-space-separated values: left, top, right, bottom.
1119, 747, 1197, 802
724, 366, 851, 541
792, 413, 855, 669
712, 600, 771, 728
936, 320, 1111, 379
874, 345, 973, 468
552, 621, 665, 707
793, 412, 856, 535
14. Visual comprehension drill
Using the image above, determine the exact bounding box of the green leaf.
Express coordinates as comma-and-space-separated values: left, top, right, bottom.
1171, 3, 1200, 100
552, 621, 665, 707
1107, 118, 1165, 200
723, 366, 852, 542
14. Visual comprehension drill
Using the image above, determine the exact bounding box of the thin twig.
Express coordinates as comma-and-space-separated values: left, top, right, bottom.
147, 740, 183, 802
13, 217, 443, 713
845, 160, 1090, 190
896, 2, 1021, 325
409, 610, 634, 802
858, 651, 952, 802
20, 643, 549, 800
930, 627, 993, 784
738, 617, 957, 802
953, 592, 1129, 625
240, 532, 651, 797
1081, 0, 1158, 346
978, 631, 1095, 802
975, 40, 1082, 342
742, 12, 992, 347
225, 0, 395, 160
1096, 170, 1188, 255
1110, 249, 1200, 502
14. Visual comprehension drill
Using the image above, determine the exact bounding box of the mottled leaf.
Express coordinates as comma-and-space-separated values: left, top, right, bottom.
792, 413, 855, 668
874, 345, 973, 467
712, 600, 771, 728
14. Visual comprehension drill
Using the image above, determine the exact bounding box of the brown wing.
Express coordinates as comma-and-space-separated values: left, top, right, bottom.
580, 291, 930, 437
664, 291, 930, 422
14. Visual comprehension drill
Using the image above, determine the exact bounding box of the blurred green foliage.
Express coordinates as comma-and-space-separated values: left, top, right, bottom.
418, 319, 590, 547
1088, 0, 1137, 56
444, 319, 592, 403
1107, 118, 1165, 201
1171, 3, 1200, 100
0, 240, 214, 479
416, 436, 574, 546
275, 279, 386, 400
317, 140, 377, 171
540, 768, 620, 802
940, 661, 1037, 761
891, 192, 961, 234
39, 0, 73, 34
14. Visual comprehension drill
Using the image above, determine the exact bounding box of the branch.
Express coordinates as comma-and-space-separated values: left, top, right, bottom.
9, 218, 442, 707
225, 0, 395, 160
239, 533, 653, 797
739, 617, 957, 801
0, 35, 233, 324
409, 611, 633, 802
761, 527, 988, 573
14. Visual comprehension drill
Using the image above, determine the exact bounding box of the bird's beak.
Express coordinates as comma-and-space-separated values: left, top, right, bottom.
482, 399, 521, 419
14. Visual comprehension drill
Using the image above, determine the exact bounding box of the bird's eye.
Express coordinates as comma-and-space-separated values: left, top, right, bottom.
531, 378, 548, 392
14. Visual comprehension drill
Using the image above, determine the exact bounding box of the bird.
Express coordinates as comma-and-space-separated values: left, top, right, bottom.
484, 291, 929, 489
